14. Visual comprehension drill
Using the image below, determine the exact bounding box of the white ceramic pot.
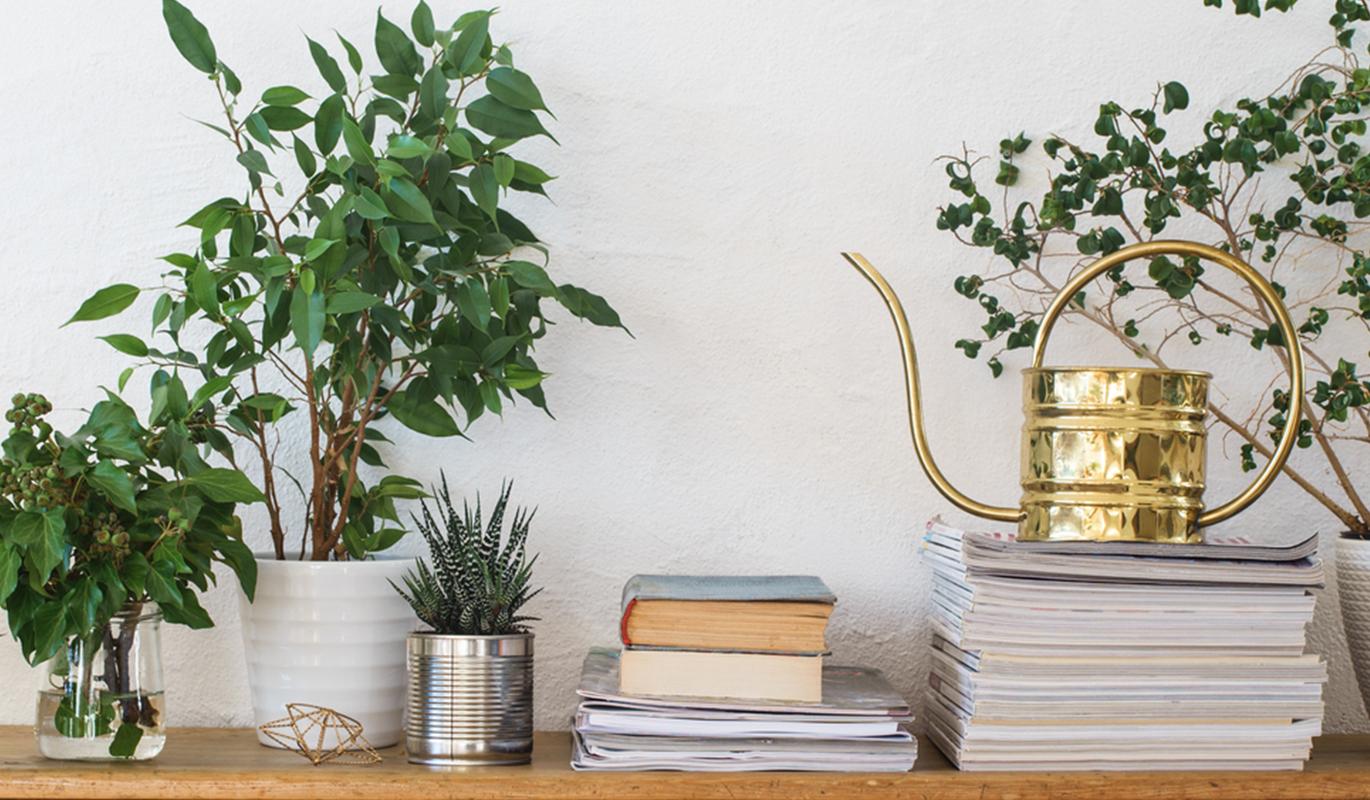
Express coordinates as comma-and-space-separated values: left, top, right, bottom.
1337, 535, 1370, 710
238, 557, 415, 748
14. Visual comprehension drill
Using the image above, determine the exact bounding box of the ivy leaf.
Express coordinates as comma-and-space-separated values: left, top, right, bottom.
184, 468, 266, 503
108, 724, 144, 759
145, 561, 184, 608
306, 37, 347, 93
87, 460, 138, 514
162, 0, 216, 74
30, 603, 68, 664
0, 545, 20, 604
1162, 81, 1189, 113
65, 284, 140, 326
465, 96, 555, 142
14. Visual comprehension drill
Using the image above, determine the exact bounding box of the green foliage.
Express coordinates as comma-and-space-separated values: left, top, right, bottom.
69, 3, 625, 561
935, 0, 1370, 533
0, 392, 258, 665
392, 477, 539, 635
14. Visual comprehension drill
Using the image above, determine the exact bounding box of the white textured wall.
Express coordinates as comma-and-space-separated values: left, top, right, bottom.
2, 0, 1368, 733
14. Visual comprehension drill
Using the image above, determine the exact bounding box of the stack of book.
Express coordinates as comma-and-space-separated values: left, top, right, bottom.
570, 575, 917, 771
922, 520, 1326, 771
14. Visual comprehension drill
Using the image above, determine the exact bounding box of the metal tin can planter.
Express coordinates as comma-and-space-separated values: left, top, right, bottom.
405, 632, 533, 765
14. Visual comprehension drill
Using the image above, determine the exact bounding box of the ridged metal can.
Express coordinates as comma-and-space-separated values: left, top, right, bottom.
1020, 367, 1210, 543
404, 632, 533, 766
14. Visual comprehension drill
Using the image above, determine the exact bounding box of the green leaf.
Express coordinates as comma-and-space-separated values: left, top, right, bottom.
24, 510, 68, 589
385, 178, 437, 225
1162, 81, 1189, 113
66, 284, 140, 327
303, 237, 338, 262
189, 375, 233, 413
487, 67, 549, 112
375, 9, 421, 76
184, 468, 265, 503
290, 287, 325, 358
419, 67, 448, 120
465, 95, 554, 141
260, 106, 311, 131
145, 561, 183, 608
505, 260, 556, 294
108, 723, 144, 759
30, 603, 67, 664
469, 163, 499, 219
306, 36, 347, 93
337, 32, 363, 73
493, 153, 515, 186
88, 461, 137, 514
456, 280, 492, 330
351, 187, 389, 220
342, 118, 374, 165
411, 1, 435, 46
190, 262, 220, 316
389, 391, 461, 437
0, 545, 20, 603
262, 85, 310, 106
236, 150, 273, 177
387, 134, 432, 159
481, 335, 521, 365
292, 136, 317, 176
162, 0, 216, 74
326, 292, 381, 314
314, 94, 345, 155
504, 363, 545, 390
446, 13, 489, 75
557, 283, 626, 331
217, 538, 257, 602
99, 334, 149, 358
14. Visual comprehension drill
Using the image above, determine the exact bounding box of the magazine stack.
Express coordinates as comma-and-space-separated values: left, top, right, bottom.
922, 520, 1326, 771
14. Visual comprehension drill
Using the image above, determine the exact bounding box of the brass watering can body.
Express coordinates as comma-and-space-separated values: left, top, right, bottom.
843, 241, 1304, 543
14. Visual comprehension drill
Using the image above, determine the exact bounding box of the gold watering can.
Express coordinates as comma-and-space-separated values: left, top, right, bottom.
842, 240, 1305, 543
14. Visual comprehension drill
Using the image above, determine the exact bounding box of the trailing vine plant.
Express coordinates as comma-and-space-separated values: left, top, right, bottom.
69, 2, 624, 560
936, 0, 1370, 535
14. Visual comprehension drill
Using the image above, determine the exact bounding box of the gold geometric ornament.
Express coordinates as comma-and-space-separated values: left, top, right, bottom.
257, 703, 382, 765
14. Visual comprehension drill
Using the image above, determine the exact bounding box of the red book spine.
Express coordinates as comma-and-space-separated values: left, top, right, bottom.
619, 597, 637, 646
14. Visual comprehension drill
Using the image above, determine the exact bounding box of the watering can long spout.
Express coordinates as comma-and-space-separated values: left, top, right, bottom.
842, 252, 1021, 523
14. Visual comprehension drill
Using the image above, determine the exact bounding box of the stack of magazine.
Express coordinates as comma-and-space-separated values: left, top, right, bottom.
922, 520, 1326, 772
570, 648, 918, 771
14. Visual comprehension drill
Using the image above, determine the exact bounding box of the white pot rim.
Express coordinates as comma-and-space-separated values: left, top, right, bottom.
251, 552, 414, 564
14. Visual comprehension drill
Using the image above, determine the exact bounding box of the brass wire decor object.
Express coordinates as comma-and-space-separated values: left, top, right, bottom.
842, 240, 1305, 543
258, 704, 382, 765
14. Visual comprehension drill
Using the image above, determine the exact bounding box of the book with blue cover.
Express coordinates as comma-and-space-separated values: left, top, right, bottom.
618, 575, 835, 656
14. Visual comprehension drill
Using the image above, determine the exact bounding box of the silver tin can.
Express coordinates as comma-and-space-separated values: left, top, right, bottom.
404, 632, 534, 766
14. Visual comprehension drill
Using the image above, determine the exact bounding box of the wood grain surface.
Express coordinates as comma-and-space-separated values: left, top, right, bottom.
0, 727, 1369, 799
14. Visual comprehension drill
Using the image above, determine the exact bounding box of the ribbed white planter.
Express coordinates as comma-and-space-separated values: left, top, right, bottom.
1337, 535, 1370, 711
238, 557, 415, 748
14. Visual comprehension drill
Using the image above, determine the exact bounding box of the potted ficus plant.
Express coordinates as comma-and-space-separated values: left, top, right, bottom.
392, 478, 539, 765
0, 391, 258, 760
66, 1, 623, 747
927, 1, 1370, 704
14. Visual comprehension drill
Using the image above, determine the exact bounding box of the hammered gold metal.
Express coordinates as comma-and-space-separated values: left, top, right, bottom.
1021, 368, 1209, 543
841, 239, 1305, 543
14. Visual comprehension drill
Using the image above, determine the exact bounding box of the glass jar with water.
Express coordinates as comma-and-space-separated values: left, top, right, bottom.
35, 601, 166, 760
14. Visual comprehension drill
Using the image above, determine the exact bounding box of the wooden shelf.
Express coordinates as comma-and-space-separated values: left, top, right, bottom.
0, 727, 1369, 799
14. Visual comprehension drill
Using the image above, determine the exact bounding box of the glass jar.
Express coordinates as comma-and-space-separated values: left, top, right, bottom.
35, 602, 166, 760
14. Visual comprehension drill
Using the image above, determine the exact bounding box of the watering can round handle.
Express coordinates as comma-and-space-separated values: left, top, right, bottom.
1030, 240, 1304, 527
